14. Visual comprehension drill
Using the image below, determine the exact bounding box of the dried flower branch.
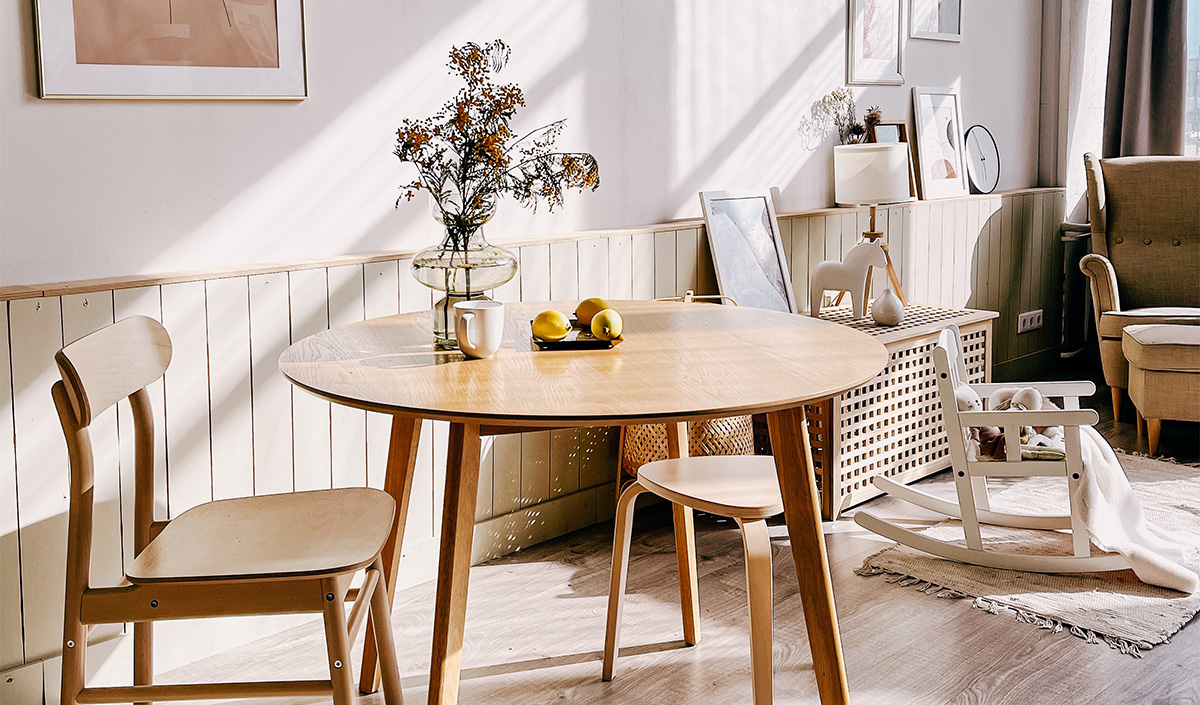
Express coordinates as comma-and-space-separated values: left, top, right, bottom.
796, 88, 877, 148
394, 40, 600, 249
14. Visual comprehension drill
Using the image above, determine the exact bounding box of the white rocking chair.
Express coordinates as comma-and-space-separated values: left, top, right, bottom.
854, 325, 1132, 573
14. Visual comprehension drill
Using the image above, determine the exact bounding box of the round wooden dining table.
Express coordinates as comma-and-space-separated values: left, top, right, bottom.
280, 299, 888, 705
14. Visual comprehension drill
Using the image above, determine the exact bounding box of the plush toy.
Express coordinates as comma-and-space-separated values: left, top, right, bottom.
955, 384, 1005, 460
989, 386, 1063, 442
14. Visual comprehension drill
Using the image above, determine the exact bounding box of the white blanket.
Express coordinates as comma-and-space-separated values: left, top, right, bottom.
1068, 426, 1199, 594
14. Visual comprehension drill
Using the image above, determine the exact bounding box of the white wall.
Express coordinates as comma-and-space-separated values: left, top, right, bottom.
1, 0, 1045, 287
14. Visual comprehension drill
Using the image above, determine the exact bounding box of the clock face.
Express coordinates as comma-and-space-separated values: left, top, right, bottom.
965, 125, 1000, 194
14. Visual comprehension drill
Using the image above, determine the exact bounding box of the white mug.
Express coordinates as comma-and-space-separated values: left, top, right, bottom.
453, 300, 505, 358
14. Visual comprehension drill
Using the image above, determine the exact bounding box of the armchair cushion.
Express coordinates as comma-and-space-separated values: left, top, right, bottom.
1122, 324, 1200, 373
1098, 307, 1200, 339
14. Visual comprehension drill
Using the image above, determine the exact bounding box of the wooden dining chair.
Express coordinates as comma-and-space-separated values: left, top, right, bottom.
53, 316, 404, 705
603, 454, 783, 705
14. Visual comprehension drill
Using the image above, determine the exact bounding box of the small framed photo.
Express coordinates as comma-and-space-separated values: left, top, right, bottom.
847, 0, 904, 86
34, 0, 308, 99
912, 87, 968, 199
699, 189, 797, 314
870, 120, 918, 199
910, 0, 962, 41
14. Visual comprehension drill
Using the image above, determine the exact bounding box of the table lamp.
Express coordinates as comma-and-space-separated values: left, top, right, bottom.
833, 143, 913, 305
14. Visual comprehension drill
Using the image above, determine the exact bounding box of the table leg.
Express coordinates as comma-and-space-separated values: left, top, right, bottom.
429, 421, 483, 705
665, 421, 701, 646
767, 406, 851, 705
359, 416, 423, 694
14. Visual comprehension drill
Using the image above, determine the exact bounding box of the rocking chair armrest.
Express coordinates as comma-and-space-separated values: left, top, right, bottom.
968, 380, 1096, 399
957, 408, 1099, 428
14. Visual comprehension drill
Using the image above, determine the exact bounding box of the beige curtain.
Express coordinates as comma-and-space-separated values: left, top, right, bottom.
1102, 0, 1187, 157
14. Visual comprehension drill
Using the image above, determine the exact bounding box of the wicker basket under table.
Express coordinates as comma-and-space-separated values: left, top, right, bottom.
781, 305, 998, 520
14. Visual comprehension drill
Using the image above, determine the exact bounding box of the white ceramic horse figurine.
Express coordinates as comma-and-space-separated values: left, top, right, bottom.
809, 242, 888, 319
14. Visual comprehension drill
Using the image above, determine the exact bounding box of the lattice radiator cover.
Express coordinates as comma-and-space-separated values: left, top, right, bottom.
812, 306, 994, 519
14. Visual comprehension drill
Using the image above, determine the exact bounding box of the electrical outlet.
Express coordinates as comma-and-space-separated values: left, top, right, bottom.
1017, 309, 1043, 334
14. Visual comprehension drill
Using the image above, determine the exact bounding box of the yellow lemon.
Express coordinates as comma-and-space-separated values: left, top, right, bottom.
574, 297, 611, 325
590, 308, 623, 341
532, 310, 571, 341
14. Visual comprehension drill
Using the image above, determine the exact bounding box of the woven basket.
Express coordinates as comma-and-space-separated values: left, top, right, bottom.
619, 416, 756, 480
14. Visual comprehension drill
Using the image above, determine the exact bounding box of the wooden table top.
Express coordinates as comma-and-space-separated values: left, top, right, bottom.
280, 300, 888, 427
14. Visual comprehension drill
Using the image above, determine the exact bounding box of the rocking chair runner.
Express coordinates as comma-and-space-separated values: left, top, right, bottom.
854, 325, 1132, 573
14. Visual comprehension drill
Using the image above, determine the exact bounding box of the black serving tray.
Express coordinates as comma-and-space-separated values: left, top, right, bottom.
530, 317, 623, 351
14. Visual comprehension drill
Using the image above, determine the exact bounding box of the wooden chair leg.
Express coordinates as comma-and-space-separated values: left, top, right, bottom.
134, 622, 153, 705
738, 518, 774, 705
321, 577, 356, 705
671, 503, 701, 646
60, 615, 86, 705
665, 421, 700, 647
367, 558, 406, 705
1111, 387, 1124, 423
1147, 419, 1162, 456
603, 481, 646, 681
1135, 408, 1145, 437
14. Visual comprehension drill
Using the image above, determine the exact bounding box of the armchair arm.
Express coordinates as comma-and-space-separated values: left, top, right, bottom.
958, 409, 1100, 428
1079, 253, 1121, 315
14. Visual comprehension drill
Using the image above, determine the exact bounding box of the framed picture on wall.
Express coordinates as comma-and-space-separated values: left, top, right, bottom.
869, 120, 918, 198
34, 0, 308, 99
910, 0, 962, 41
912, 87, 968, 199
699, 189, 797, 314
847, 0, 904, 85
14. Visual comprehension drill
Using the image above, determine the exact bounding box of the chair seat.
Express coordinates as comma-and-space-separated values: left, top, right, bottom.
637, 455, 783, 520
127, 488, 395, 584
1097, 307, 1200, 338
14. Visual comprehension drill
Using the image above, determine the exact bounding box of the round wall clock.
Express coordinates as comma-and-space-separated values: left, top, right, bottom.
964, 125, 1000, 194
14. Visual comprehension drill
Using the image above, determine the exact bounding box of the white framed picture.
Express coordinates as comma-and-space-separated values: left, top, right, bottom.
847, 0, 904, 86
910, 0, 962, 41
912, 86, 968, 200
34, 0, 308, 99
699, 189, 797, 314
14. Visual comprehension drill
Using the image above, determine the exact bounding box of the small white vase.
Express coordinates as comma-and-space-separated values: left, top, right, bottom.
871, 288, 905, 326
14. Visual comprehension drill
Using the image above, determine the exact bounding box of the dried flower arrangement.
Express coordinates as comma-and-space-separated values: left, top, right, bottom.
797, 87, 883, 149
394, 40, 600, 248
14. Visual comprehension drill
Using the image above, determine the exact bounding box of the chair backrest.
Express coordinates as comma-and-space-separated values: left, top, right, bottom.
55, 315, 172, 428
53, 316, 172, 588
932, 325, 970, 464
1084, 153, 1200, 309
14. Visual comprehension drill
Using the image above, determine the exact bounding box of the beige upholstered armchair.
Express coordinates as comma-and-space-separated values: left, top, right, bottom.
1078, 153, 1200, 420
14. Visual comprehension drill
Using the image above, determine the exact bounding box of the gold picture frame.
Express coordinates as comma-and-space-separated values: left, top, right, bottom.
34, 0, 308, 100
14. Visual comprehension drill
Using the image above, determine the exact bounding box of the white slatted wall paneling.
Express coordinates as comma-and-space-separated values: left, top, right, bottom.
205, 277, 254, 501
288, 268, 332, 492
247, 273, 293, 496
160, 282, 212, 517
10, 296, 67, 664
0, 303, 23, 668
328, 265, 368, 490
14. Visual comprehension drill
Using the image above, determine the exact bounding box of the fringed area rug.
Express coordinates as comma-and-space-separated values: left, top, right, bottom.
856, 452, 1200, 657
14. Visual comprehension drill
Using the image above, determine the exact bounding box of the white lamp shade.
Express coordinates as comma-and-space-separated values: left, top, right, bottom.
833, 144, 912, 206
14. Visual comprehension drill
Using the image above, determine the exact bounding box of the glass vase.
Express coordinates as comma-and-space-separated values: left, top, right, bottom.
411, 221, 518, 349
